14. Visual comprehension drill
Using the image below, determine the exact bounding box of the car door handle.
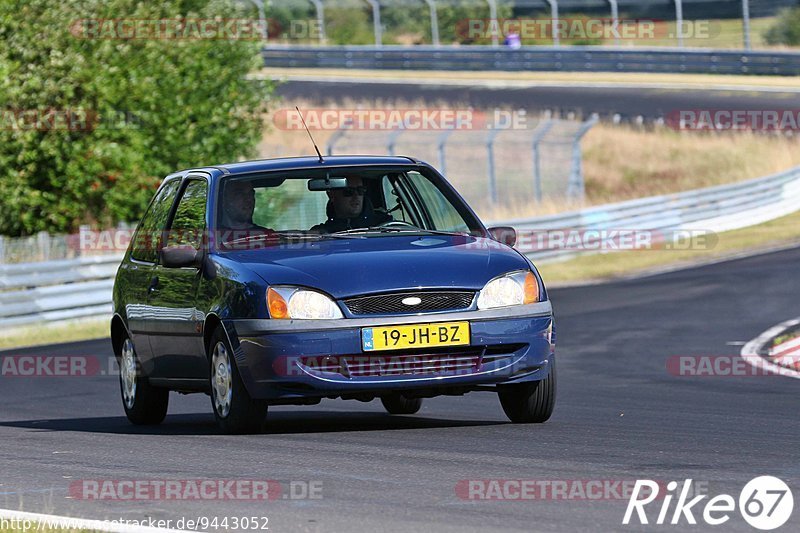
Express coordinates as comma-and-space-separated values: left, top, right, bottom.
148, 276, 159, 292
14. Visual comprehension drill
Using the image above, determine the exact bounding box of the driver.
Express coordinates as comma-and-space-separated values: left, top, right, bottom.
311, 176, 392, 233
219, 180, 274, 247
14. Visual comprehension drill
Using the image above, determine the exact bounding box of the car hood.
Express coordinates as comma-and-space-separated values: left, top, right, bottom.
220, 234, 528, 299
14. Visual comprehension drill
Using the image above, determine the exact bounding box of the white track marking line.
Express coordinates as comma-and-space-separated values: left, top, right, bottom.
0, 508, 187, 533
740, 317, 800, 380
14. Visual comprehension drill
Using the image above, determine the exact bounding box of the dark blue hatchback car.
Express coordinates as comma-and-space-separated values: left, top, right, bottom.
111, 156, 556, 433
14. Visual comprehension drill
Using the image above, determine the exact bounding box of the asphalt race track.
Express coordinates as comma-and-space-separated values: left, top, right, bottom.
276, 80, 800, 122
2, 247, 799, 532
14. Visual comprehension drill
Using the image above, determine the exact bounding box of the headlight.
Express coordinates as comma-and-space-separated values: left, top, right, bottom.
476, 270, 540, 310
267, 287, 343, 319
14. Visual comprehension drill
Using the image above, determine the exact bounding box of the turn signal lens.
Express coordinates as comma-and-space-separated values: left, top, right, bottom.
523, 271, 539, 304
267, 287, 289, 319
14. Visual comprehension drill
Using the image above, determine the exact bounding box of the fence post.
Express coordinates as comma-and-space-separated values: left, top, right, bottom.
424, 0, 440, 46
37, 231, 51, 262
486, 0, 498, 47
486, 129, 501, 204
365, 0, 382, 47
567, 116, 598, 201
437, 128, 454, 175
608, 0, 619, 46
326, 120, 352, 156
531, 120, 554, 203
674, 0, 684, 48
0, 235, 5, 264
386, 127, 404, 156
546, 0, 560, 47
741, 0, 751, 51
310, 0, 326, 43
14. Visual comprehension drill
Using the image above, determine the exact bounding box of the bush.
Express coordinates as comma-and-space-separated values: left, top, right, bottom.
764, 7, 800, 46
0, 0, 273, 236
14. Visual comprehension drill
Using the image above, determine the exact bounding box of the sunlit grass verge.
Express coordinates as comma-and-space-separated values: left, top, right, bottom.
538, 210, 800, 285
0, 318, 108, 351
259, 67, 800, 90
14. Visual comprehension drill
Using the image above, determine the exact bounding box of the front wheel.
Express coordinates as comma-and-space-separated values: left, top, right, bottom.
209, 328, 267, 434
119, 336, 169, 425
497, 358, 556, 423
381, 393, 422, 415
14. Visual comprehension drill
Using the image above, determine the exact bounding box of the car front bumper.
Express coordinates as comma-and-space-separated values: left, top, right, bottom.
227, 301, 555, 401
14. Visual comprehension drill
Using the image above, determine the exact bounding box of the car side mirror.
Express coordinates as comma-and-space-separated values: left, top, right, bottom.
488, 226, 516, 247
161, 244, 201, 268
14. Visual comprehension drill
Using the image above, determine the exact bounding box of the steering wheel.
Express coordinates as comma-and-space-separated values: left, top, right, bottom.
378, 220, 416, 228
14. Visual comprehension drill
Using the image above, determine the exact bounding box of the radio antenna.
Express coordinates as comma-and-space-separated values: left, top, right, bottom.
296, 106, 324, 164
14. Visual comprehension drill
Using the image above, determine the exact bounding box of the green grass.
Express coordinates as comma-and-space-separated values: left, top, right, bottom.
0, 319, 109, 350
538, 210, 800, 285
596, 16, 778, 49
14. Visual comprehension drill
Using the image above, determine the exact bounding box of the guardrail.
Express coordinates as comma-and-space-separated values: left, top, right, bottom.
2, 164, 799, 328
262, 45, 800, 76
0, 255, 122, 328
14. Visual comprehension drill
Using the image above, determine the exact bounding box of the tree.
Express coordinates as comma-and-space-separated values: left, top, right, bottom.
0, 0, 273, 236
764, 7, 800, 46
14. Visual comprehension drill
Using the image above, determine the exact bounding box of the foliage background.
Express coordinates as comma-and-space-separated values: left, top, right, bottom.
0, 0, 272, 236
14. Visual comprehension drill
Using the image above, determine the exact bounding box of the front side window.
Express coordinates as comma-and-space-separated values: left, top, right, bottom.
130, 178, 181, 263
165, 179, 208, 250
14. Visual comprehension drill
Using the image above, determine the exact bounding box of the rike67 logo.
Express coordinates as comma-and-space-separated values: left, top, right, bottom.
624, 477, 793, 530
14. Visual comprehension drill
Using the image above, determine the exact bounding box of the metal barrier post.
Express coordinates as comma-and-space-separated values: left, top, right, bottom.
486, 129, 501, 204
386, 128, 404, 156
608, 0, 619, 46
424, 0, 439, 46
674, 0, 684, 48
531, 120, 554, 203
37, 231, 51, 262
366, 0, 382, 47
486, 0, 498, 47
546, 0, 560, 47
326, 120, 352, 156
310, 0, 326, 43
567, 116, 598, 201
0, 235, 5, 264
742, 0, 751, 51
437, 128, 454, 175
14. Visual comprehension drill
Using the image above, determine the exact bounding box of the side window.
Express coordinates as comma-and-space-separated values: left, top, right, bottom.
406, 172, 470, 233
130, 179, 181, 263
165, 179, 208, 250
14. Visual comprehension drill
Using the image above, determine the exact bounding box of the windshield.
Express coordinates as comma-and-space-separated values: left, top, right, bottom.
216, 167, 483, 243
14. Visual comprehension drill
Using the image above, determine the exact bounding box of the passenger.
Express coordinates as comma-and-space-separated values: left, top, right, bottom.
311, 176, 392, 233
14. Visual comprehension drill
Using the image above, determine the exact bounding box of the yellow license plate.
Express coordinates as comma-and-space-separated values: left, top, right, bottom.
362, 322, 470, 352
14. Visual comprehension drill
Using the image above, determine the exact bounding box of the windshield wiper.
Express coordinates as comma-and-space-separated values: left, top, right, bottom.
331, 226, 472, 237
224, 231, 359, 246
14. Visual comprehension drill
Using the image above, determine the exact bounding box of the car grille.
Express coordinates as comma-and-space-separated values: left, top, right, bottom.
298, 350, 513, 378
343, 291, 476, 316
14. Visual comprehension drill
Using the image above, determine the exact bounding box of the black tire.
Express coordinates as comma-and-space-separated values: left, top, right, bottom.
381, 393, 422, 415
118, 335, 169, 425
208, 327, 267, 434
498, 358, 556, 423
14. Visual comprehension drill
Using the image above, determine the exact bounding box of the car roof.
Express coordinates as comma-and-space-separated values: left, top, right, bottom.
187, 155, 423, 177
